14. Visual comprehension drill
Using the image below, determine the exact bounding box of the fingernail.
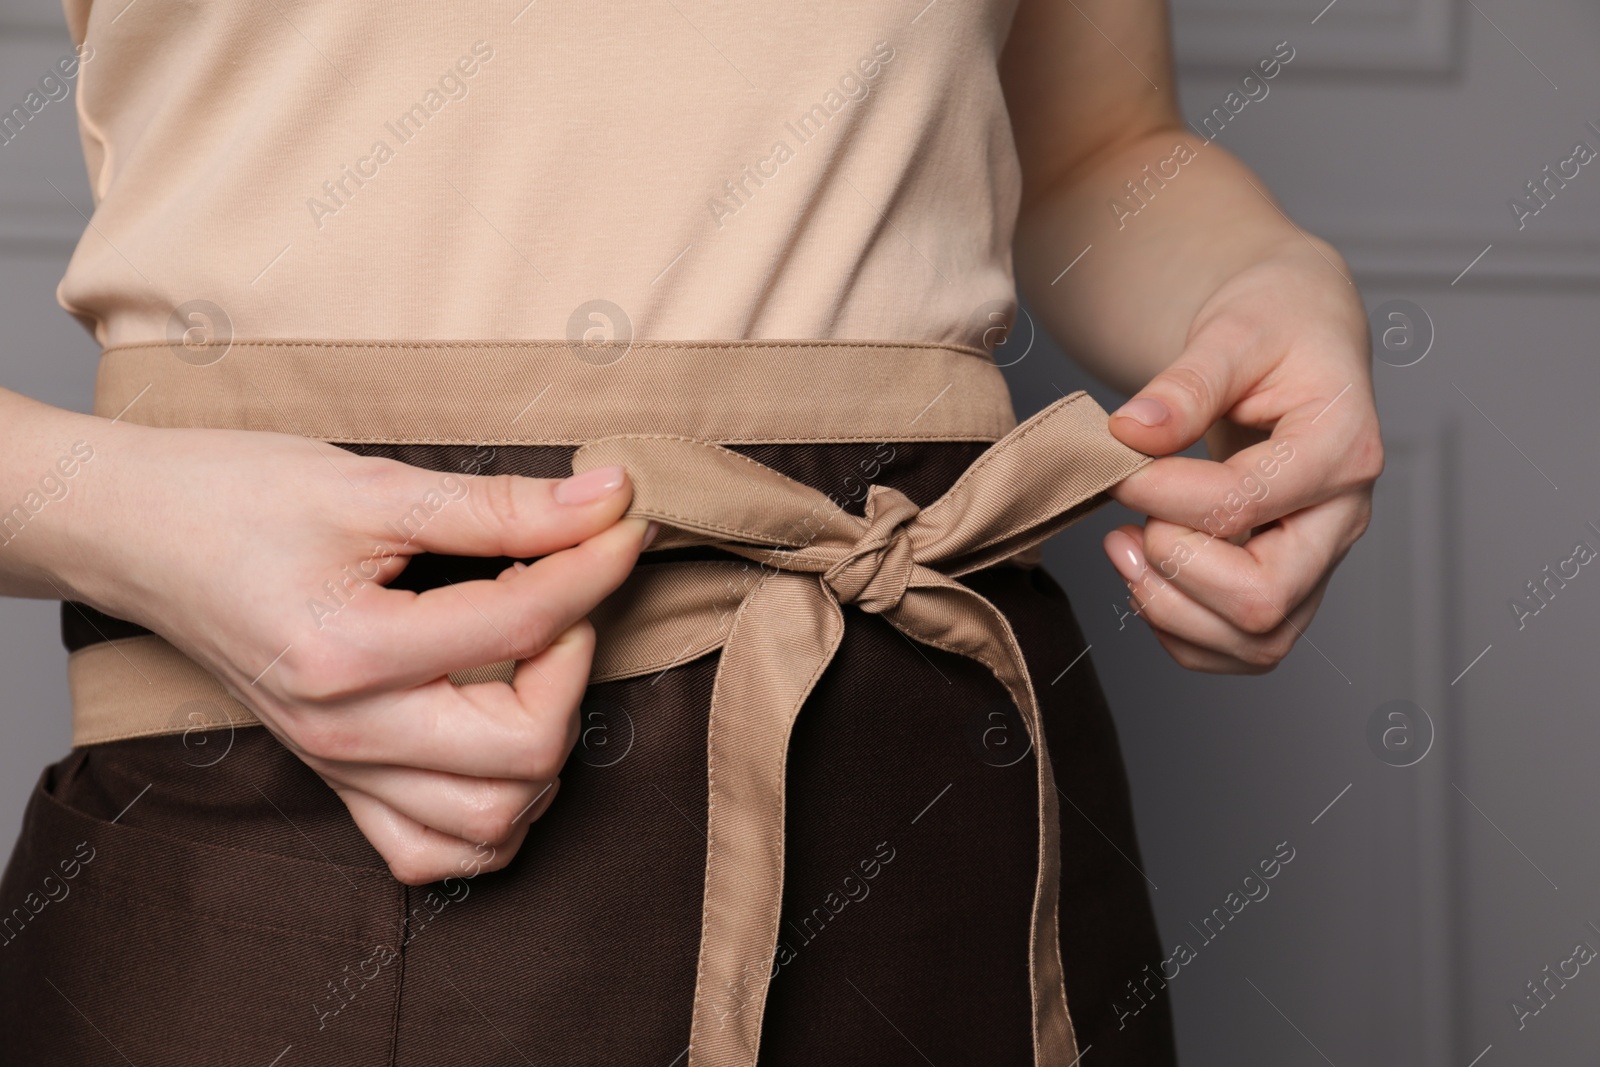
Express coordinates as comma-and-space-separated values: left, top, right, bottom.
642, 521, 661, 549
513, 561, 528, 572
554, 465, 625, 505
1114, 397, 1169, 427
1105, 530, 1145, 581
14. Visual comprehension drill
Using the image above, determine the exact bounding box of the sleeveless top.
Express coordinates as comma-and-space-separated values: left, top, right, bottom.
56, 0, 1026, 350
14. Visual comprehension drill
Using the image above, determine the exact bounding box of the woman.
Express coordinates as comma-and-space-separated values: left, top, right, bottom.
0, 0, 1380, 1063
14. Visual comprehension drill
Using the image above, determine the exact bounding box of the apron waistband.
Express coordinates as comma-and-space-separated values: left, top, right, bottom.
93, 338, 1017, 444
73, 339, 1151, 1067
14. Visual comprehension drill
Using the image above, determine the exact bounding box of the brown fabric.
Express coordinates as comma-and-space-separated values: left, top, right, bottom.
91, 340, 1016, 445
6, 543, 1176, 1067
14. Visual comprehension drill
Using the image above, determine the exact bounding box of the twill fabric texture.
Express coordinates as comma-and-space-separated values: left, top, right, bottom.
13, 389, 1177, 1065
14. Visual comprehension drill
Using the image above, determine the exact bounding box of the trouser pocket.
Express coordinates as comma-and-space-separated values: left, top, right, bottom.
0, 735, 407, 1066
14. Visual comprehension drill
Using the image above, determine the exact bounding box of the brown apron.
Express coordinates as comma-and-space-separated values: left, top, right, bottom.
3, 339, 1177, 1065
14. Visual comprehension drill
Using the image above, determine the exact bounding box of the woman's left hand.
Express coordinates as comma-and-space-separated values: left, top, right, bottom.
1099, 241, 1384, 673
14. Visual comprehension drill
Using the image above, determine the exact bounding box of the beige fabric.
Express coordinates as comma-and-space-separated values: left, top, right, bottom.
67, 387, 1151, 1067
68, 636, 261, 745
57, 0, 1025, 351
571, 392, 1150, 1066
92, 339, 1017, 444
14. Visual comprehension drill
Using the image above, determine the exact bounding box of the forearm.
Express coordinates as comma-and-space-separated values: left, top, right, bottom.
1013, 126, 1351, 395
0, 386, 122, 600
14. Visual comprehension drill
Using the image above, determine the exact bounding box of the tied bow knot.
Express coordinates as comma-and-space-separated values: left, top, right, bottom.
568, 393, 1152, 1067
820, 486, 921, 613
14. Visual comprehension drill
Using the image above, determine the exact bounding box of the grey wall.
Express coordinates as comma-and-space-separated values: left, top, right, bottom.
1014, 0, 1600, 1063
3, 0, 1599, 1064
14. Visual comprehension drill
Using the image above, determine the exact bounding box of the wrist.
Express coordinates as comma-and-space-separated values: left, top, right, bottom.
0, 405, 145, 604
1185, 237, 1364, 355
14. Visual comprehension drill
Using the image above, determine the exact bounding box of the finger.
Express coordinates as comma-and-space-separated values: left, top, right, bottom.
1148, 628, 1273, 676
312, 762, 558, 847
1106, 327, 1259, 456
506, 627, 587, 761
338, 787, 536, 886
1107, 526, 1263, 653
288, 520, 644, 696
1105, 524, 1329, 668
1148, 575, 1332, 674
1130, 496, 1364, 633
374, 462, 634, 560
1108, 442, 1304, 536
1107, 401, 1379, 533
372, 518, 645, 682
279, 620, 594, 779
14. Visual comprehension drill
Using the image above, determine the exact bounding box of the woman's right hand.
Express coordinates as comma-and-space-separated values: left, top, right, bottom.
46, 415, 650, 885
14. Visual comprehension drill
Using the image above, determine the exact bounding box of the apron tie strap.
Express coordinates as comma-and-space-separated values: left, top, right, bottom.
572, 391, 1151, 1067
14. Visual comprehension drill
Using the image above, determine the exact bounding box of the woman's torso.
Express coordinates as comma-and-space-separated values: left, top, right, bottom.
58, 0, 1025, 349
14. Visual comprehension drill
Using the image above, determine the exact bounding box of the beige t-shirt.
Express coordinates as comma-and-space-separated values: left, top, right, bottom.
57, 0, 1025, 351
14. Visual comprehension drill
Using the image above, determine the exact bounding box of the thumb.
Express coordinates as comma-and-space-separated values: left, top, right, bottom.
1108, 346, 1243, 457
373, 462, 636, 559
